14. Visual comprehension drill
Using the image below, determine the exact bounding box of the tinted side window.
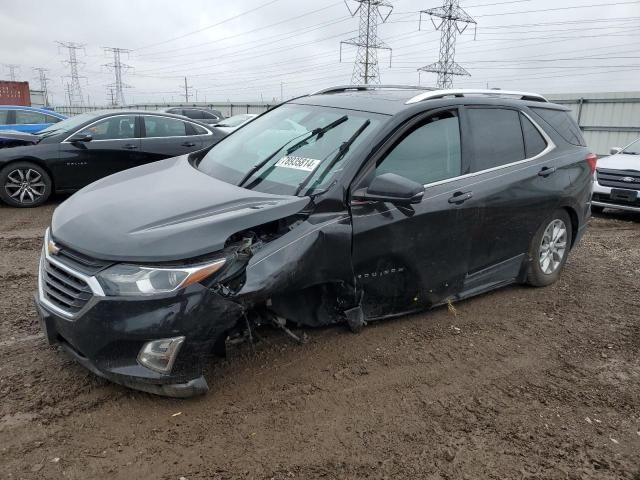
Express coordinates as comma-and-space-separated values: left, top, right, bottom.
45, 114, 62, 124
190, 124, 209, 135
0, 110, 8, 123
186, 109, 206, 119
520, 114, 547, 157
78, 116, 136, 140
530, 107, 585, 146
376, 111, 461, 185
467, 108, 525, 172
15, 110, 48, 124
144, 116, 187, 137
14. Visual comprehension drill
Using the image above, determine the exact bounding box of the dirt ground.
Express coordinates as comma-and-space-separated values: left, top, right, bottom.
0, 198, 638, 480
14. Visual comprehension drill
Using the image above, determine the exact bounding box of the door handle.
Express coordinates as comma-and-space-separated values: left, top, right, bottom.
448, 191, 473, 204
538, 166, 556, 177
181, 142, 196, 147
123, 144, 138, 150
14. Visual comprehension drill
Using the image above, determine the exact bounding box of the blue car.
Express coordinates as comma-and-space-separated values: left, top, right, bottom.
0, 106, 67, 134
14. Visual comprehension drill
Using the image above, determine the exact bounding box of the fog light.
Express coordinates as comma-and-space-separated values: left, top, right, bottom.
137, 336, 185, 374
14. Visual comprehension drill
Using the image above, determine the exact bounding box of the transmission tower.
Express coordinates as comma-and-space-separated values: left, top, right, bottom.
106, 88, 117, 107
181, 77, 192, 103
57, 41, 86, 106
104, 47, 132, 106
340, 0, 393, 85
3, 64, 20, 81
418, 0, 476, 89
33, 68, 51, 106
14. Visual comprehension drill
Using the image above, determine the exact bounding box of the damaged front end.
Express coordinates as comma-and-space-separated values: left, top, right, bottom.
0, 131, 40, 149
203, 206, 361, 356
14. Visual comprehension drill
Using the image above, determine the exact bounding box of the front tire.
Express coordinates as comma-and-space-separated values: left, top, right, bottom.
0, 162, 52, 208
526, 210, 572, 287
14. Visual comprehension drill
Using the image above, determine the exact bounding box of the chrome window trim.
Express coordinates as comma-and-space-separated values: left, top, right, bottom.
61, 113, 212, 143
38, 228, 105, 319
420, 110, 556, 189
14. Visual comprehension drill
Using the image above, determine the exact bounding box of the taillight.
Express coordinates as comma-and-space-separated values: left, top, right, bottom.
586, 153, 597, 173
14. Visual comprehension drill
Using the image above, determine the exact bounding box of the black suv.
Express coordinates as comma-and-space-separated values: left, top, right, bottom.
36, 86, 595, 397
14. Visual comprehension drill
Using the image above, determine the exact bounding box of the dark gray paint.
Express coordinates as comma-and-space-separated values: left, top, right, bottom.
51, 156, 309, 262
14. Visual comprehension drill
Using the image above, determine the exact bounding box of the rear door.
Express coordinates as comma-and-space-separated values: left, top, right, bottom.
462, 106, 568, 280
350, 108, 478, 319
139, 115, 205, 162
57, 114, 143, 188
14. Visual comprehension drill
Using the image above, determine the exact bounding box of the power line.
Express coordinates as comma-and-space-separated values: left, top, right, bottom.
472, 0, 640, 17
341, 0, 394, 84
104, 47, 132, 106
135, 0, 283, 51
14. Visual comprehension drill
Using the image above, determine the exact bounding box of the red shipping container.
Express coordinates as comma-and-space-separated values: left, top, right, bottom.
0, 81, 31, 106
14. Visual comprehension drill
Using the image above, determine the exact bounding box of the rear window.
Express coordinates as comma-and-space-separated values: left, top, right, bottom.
467, 108, 525, 172
530, 107, 586, 146
520, 114, 547, 157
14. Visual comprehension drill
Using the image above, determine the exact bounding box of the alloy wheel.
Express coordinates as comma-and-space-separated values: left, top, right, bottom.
538, 219, 568, 274
4, 167, 47, 204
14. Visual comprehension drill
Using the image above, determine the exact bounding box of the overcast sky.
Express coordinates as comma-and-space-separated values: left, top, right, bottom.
1, 0, 638, 106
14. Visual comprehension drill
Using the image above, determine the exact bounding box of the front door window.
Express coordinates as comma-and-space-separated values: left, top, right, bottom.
375, 111, 462, 185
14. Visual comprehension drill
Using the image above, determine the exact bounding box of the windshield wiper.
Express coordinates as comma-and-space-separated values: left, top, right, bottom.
238, 115, 348, 188
295, 119, 371, 196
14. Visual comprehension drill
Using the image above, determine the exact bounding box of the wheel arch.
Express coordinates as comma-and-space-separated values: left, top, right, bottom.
561, 205, 579, 249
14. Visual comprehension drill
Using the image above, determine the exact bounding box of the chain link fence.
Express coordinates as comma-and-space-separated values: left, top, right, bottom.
53, 102, 273, 118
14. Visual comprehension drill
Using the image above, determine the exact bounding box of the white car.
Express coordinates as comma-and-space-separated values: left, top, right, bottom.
592, 138, 640, 213
212, 114, 258, 134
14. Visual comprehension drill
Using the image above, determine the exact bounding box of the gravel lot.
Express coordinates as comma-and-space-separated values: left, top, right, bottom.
0, 199, 639, 480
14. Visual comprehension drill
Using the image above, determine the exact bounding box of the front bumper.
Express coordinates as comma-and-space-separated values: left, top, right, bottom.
592, 179, 640, 212
35, 283, 244, 397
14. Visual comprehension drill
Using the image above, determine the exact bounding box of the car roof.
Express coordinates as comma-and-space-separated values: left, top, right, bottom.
0, 105, 66, 117
78, 109, 211, 122
291, 86, 569, 115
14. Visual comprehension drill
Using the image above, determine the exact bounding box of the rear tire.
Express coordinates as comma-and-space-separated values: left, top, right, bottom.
0, 161, 52, 208
526, 210, 572, 287
591, 205, 605, 214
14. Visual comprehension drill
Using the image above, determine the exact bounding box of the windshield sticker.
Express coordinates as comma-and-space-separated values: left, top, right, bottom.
274, 155, 321, 172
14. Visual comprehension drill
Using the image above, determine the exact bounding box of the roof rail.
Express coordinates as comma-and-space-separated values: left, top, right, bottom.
405, 89, 548, 104
311, 85, 433, 96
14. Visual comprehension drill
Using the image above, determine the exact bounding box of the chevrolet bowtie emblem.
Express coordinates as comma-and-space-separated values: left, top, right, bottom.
47, 240, 60, 255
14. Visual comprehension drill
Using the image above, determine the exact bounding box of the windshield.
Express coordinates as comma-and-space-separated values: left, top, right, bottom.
199, 104, 383, 196
217, 114, 255, 127
37, 112, 102, 135
622, 138, 640, 155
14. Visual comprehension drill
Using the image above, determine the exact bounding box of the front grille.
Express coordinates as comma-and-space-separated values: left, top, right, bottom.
41, 259, 93, 314
53, 242, 111, 276
597, 168, 640, 191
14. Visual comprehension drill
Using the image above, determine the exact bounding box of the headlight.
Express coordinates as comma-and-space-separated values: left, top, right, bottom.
96, 259, 226, 296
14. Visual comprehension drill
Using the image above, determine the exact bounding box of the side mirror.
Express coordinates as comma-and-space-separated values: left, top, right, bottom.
68, 133, 93, 143
353, 173, 425, 205
610, 147, 622, 155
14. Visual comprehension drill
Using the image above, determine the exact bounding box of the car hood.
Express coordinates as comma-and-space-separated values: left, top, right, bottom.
0, 130, 39, 147
597, 153, 640, 171
51, 156, 310, 262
